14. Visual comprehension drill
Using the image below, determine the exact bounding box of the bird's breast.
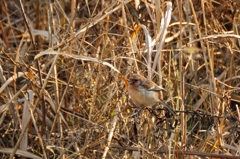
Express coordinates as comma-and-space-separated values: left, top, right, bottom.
129, 86, 159, 106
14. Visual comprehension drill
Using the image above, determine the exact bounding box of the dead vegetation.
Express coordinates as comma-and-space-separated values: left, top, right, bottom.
0, 0, 240, 158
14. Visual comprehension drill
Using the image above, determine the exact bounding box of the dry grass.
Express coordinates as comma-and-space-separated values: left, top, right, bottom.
0, 0, 240, 158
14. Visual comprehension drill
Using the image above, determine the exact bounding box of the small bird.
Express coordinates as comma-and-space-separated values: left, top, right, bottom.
128, 74, 175, 115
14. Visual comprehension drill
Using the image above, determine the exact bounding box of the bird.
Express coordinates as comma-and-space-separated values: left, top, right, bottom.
128, 74, 175, 115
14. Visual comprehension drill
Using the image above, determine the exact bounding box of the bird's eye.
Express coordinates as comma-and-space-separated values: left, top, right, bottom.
129, 79, 137, 84
133, 79, 139, 83
129, 78, 142, 86
134, 79, 141, 85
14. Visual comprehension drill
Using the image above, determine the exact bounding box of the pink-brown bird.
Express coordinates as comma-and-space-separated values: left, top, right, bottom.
128, 74, 175, 115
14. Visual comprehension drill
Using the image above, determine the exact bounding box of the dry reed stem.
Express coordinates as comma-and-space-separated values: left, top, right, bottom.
0, 0, 239, 158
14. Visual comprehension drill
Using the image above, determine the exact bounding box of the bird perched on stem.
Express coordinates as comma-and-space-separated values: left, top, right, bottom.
128, 74, 175, 115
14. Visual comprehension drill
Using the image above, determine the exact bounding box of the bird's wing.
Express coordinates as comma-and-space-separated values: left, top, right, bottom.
142, 79, 166, 91
148, 85, 165, 91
